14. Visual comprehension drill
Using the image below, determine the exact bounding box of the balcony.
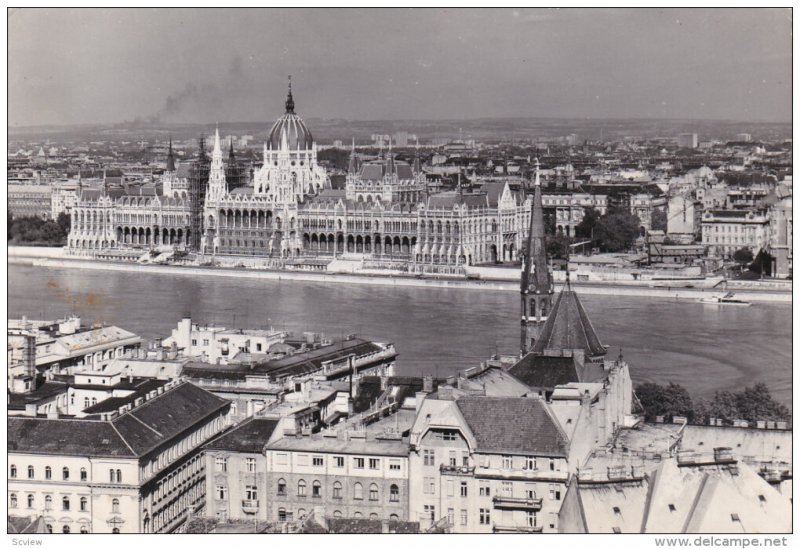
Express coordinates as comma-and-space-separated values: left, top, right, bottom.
492, 523, 543, 533
241, 499, 259, 513
440, 464, 475, 476
492, 496, 543, 511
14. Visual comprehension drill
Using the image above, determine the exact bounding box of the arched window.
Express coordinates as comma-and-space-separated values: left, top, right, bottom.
370, 513, 378, 520
353, 482, 363, 500
390, 484, 399, 502
333, 481, 342, 499
369, 483, 379, 501
333, 510, 342, 518
27, 494, 34, 508
112, 498, 120, 513
390, 514, 399, 521
62, 496, 70, 511
9, 465, 16, 478
277, 478, 286, 495
278, 508, 287, 522
116, 469, 122, 483
312, 480, 322, 498
353, 512, 363, 518
10, 493, 17, 508
297, 479, 306, 496
44, 466, 52, 480
80, 468, 87, 481
45, 495, 52, 510
109, 469, 115, 483
63, 525, 71, 534
28, 465, 34, 478
63, 467, 70, 481
80, 497, 88, 511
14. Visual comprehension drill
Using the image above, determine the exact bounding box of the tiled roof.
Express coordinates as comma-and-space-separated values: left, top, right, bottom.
8, 382, 229, 458
531, 290, 606, 357
204, 417, 279, 453
456, 397, 569, 457
508, 355, 579, 389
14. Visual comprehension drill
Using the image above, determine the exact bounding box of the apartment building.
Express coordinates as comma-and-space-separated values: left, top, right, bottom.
8, 380, 230, 533
264, 428, 410, 523
203, 416, 281, 522
409, 395, 570, 533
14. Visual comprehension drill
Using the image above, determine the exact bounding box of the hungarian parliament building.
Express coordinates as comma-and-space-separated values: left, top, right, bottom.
67, 84, 534, 274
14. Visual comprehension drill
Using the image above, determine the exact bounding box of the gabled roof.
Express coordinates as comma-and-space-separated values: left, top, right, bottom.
531, 290, 606, 357
455, 397, 569, 457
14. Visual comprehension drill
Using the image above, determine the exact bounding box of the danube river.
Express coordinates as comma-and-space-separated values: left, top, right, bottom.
9, 264, 792, 407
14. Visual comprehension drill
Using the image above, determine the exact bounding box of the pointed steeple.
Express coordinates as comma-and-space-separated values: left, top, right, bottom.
413, 137, 421, 175
208, 126, 227, 200
520, 159, 554, 355
285, 75, 295, 114
348, 138, 358, 175
386, 137, 395, 177
166, 137, 176, 172
228, 135, 235, 160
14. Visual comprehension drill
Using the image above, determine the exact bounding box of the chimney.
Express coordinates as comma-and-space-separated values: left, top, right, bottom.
422, 375, 433, 393
21, 334, 36, 382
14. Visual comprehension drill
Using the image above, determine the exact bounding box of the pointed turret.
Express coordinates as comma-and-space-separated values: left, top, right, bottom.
413, 138, 422, 175
520, 159, 554, 355
386, 138, 395, 177
348, 138, 358, 175
208, 126, 227, 201
285, 75, 295, 114
228, 135, 235, 161
166, 137, 176, 172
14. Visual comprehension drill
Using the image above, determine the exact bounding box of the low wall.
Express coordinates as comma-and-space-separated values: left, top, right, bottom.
11, 253, 791, 303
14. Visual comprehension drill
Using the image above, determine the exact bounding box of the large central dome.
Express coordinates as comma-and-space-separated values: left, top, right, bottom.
267, 80, 314, 150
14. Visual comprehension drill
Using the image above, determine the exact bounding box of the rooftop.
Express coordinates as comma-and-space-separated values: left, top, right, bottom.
8, 381, 229, 458
456, 396, 569, 457
204, 416, 280, 454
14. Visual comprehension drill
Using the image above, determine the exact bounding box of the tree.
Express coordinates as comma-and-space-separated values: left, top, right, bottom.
594, 211, 641, 252
56, 212, 71, 235
546, 234, 572, 260
696, 383, 789, 425
733, 247, 754, 265
575, 207, 601, 239
651, 208, 668, 232
635, 382, 695, 422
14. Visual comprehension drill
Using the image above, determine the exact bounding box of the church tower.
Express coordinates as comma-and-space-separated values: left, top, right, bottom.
207, 127, 227, 202
520, 159, 553, 355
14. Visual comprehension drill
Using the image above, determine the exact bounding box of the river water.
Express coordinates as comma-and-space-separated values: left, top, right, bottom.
8, 264, 792, 408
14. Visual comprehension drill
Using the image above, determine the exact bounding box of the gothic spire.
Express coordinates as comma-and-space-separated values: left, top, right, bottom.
386, 137, 395, 176
285, 75, 295, 114
413, 137, 421, 174
521, 159, 551, 294
348, 138, 358, 174
519, 159, 554, 355
166, 137, 176, 172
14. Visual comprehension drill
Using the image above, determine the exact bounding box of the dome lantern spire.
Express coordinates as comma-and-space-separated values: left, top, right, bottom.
285, 75, 295, 114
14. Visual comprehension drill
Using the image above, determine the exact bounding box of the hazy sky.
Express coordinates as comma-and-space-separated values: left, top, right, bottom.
8, 8, 792, 126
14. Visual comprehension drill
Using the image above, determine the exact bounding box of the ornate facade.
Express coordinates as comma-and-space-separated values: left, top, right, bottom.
68, 80, 533, 272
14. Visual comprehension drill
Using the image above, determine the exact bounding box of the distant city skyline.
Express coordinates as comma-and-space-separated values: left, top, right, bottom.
9, 8, 792, 127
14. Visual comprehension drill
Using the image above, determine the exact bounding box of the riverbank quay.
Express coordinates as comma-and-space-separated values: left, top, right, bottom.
8, 246, 792, 303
